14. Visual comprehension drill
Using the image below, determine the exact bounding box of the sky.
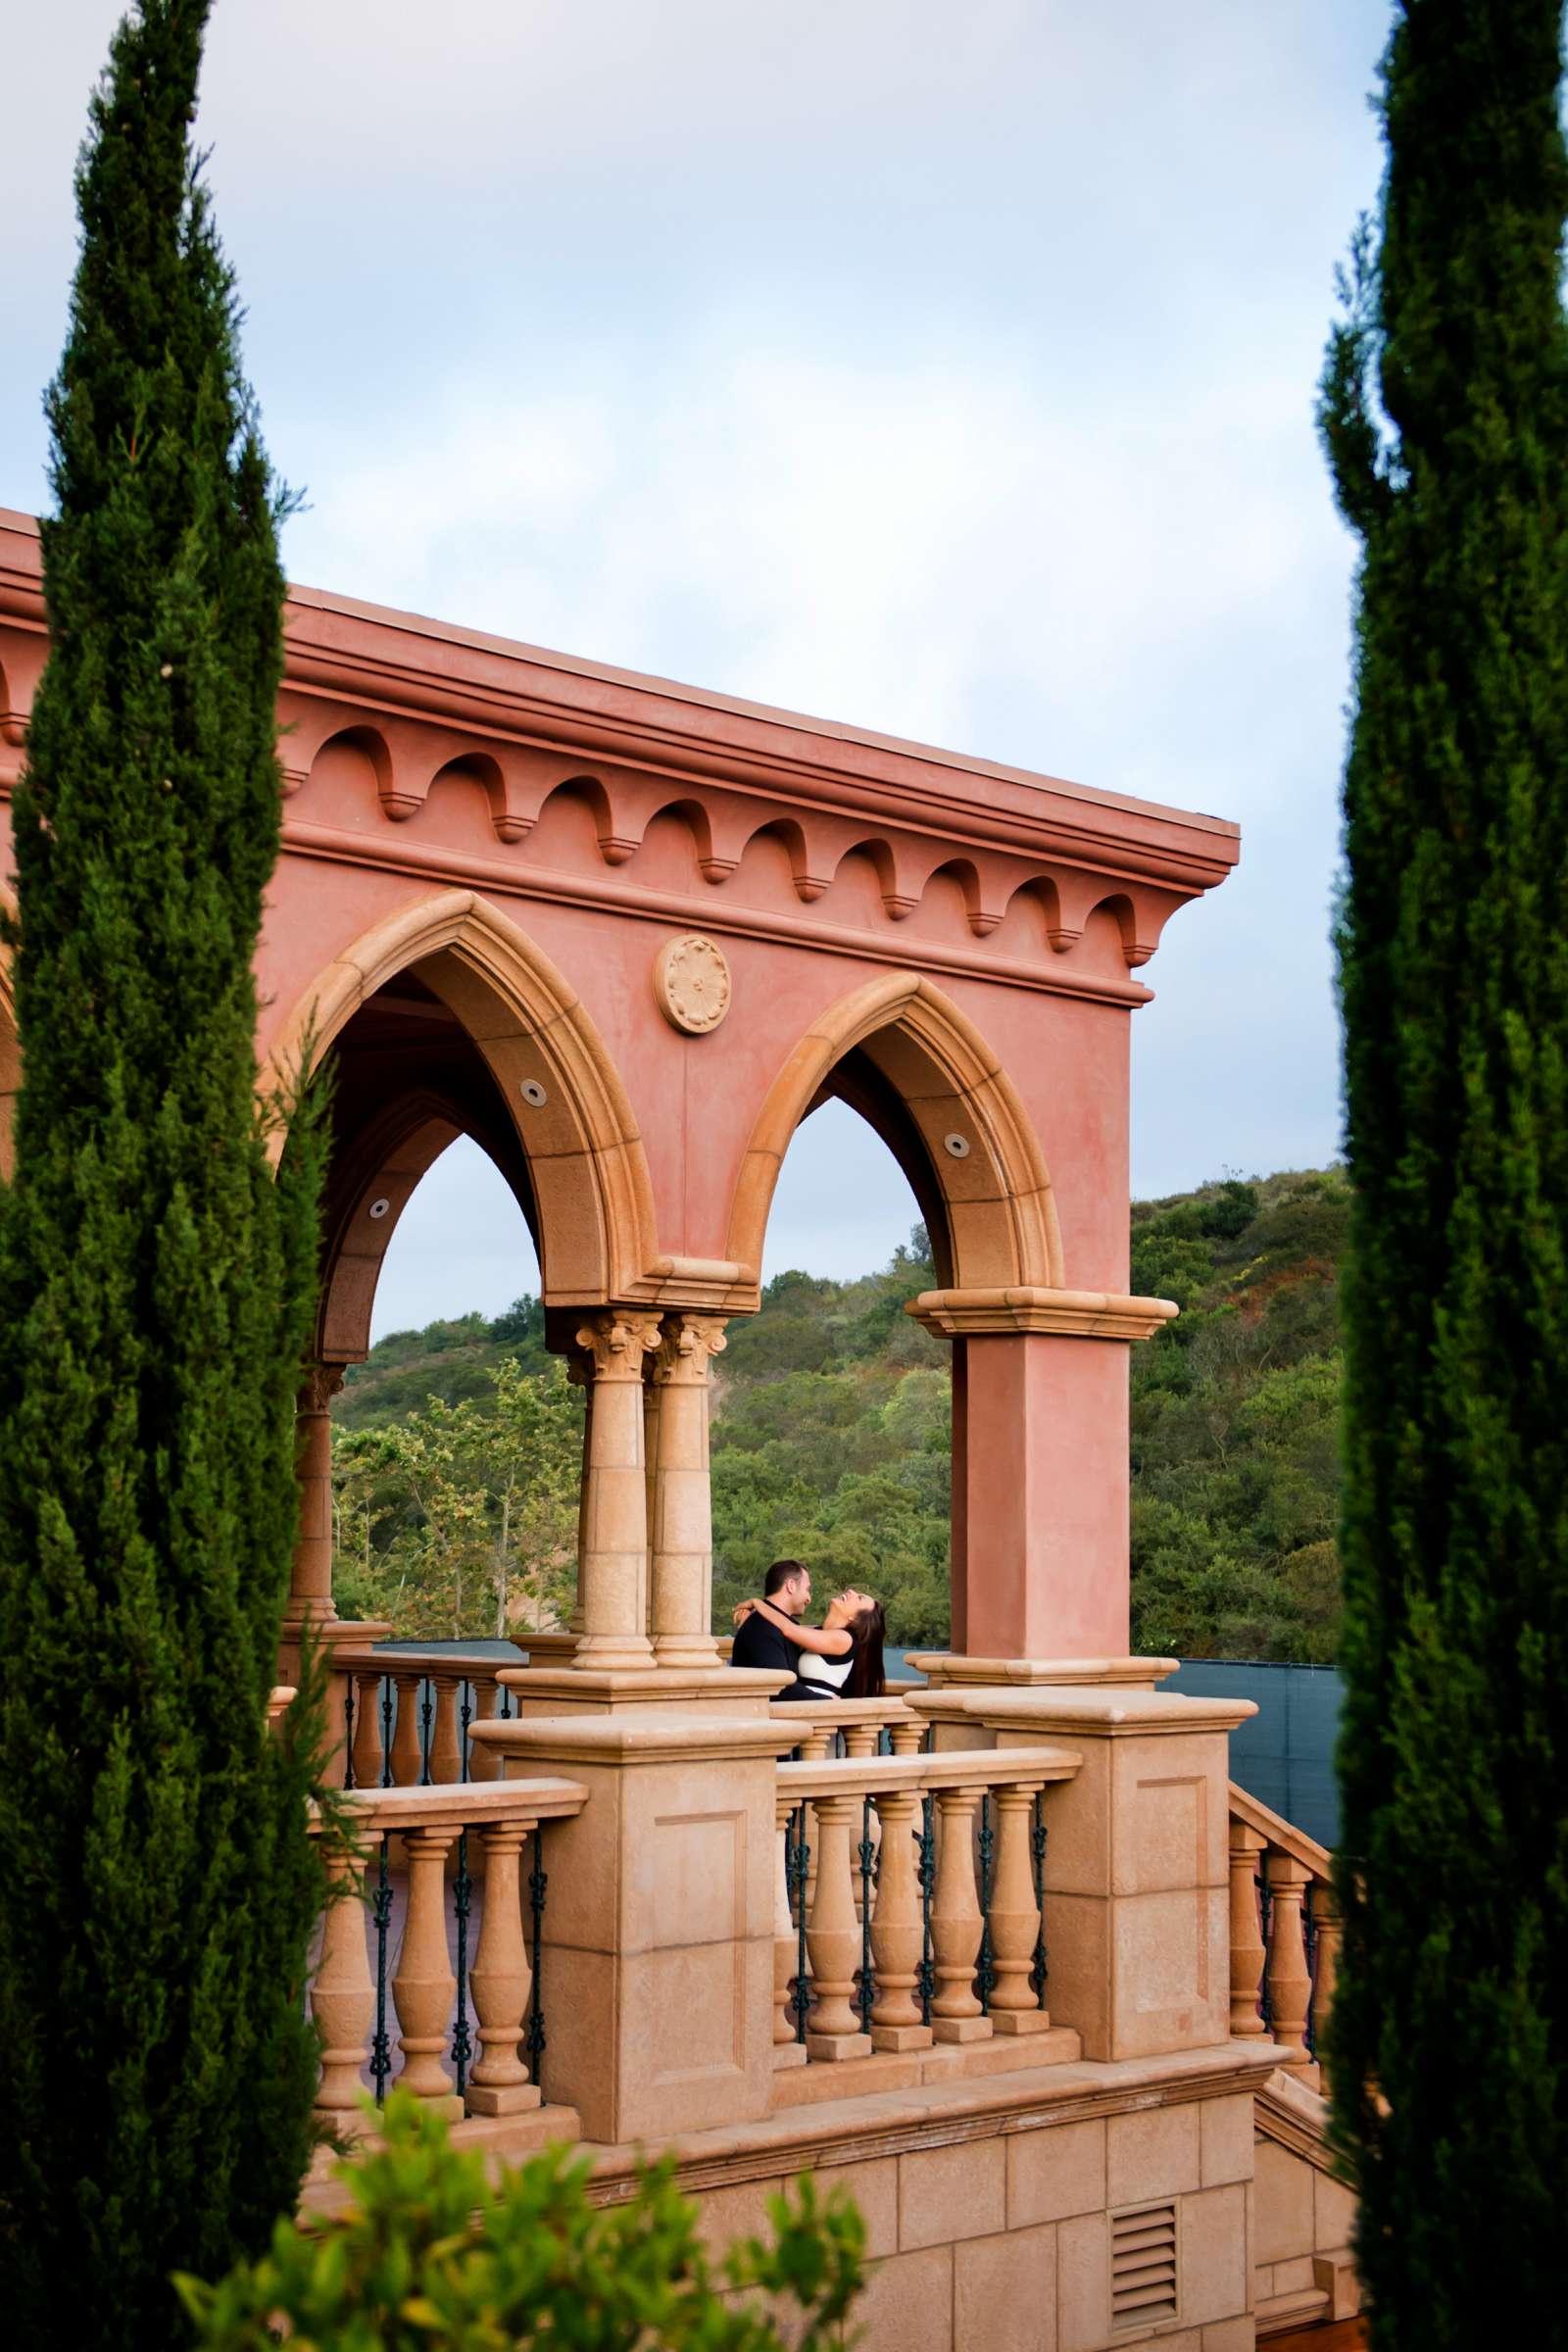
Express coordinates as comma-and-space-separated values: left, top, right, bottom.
2, 3, 1389, 1337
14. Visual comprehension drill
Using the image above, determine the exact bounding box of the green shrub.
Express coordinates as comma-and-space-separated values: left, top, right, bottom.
177, 2091, 865, 2350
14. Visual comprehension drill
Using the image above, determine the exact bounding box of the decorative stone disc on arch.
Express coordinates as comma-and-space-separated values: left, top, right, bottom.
726, 971, 1063, 1295
263, 888, 660, 1307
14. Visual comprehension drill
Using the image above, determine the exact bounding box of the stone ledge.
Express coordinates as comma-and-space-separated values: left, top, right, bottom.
769, 2024, 1083, 2110
582, 2039, 1286, 2204
1255, 2066, 1340, 2176
300, 2100, 583, 2218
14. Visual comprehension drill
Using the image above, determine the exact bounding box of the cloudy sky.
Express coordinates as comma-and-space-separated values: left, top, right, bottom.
2, 3, 1387, 1336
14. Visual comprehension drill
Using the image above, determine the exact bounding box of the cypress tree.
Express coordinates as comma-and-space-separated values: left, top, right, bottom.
1319, 1, 1568, 2338
0, 5, 326, 2342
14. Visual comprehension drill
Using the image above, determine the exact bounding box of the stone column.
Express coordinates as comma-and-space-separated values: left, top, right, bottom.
285, 1363, 345, 1632
572, 1311, 662, 1672
650, 1311, 728, 1669
908, 1289, 1176, 1659
565, 1353, 592, 1637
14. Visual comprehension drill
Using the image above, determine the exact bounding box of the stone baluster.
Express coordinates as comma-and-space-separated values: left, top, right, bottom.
805, 1793, 872, 2059
869, 1788, 931, 2051
388, 1670, 424, 1787
1228, 1821, 1268, 2035
841, 1727, 881, 1919
650, 1314, 727, 1668
573, 1313, 662, 1670
1265, 1850, 1315, 2078
427, 1675, 463, 1786
889, 1718, 923, 1757
930, 1785, 992, 2042
466, 1682, 502, 1783
312, 1844, 375, 2131
391, 1823, 465, 2116
466, 1820, 542, 2115
987, 1781, 1050, 2034
1311, 1880, 1342, 2087
351, 1672, 385, 1788
773, 1793, 807, 2067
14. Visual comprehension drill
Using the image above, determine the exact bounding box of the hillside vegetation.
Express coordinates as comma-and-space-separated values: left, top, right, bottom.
332, 1166, 1348, 1658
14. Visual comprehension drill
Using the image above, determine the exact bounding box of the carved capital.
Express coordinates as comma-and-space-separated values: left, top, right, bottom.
303, 1361, 348, 1413
572, 1310, 663, 1382
653, 1312, 729, 1385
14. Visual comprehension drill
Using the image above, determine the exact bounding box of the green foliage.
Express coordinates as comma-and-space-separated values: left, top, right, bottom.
1130, 1170, 1348, 1661
1319, 3, 1568, 2338
177, 2090, 865, 2350
0, 5, 328, 2341
334, 1356, 582, 1636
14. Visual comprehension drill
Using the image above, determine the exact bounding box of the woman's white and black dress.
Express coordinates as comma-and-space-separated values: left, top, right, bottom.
796, 1650, 853, 1700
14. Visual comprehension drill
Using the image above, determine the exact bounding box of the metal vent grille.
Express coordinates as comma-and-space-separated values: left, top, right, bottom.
1110, 2202, 1179, 2329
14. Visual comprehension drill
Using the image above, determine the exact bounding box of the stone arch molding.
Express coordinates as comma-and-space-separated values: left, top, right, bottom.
727, 971, 1065, 1293
264, 888, 660, 1306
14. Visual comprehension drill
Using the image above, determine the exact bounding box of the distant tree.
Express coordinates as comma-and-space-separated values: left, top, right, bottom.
334, 1357, 581, 1636
1319, 1, 1568, 2337
0, 4, 325, 2343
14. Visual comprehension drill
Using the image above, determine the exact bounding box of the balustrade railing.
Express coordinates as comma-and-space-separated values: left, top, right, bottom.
334, 1647, 524, 1789
770, 1694, 925, 1761
1228, 1781, 1340, 2089
773, 1745, 1078, 2066
308, 1777, 587, 2132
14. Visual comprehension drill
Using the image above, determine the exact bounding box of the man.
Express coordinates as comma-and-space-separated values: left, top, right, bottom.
730, 1557, 817, 1699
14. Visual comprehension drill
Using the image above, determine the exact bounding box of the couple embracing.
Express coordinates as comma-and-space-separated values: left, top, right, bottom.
731, 1558, 887, 1701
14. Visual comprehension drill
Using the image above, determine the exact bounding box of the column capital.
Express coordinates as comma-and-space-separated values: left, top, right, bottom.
652, 1310, 729, 1384
573, 1310, 663, 1381
906, 1286, 1178, 1341
302, 1360, 348, 1412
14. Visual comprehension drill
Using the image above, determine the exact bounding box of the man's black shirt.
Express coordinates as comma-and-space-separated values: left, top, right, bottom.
731, 1609, 803, 1679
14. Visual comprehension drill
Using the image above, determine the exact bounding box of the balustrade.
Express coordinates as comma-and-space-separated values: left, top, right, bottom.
335, 1648, 524, 1789
1228, 1783, 1339, 2089
774, 1744, 1078, 2067
306, 1778, 586, 2133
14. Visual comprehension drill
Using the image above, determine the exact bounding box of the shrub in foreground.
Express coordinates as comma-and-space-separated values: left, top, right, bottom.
177, 2091, 866, 2349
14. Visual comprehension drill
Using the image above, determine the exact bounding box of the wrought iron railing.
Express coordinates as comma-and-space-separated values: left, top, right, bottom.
771, 1746, 1079, 2065
308, 1777, 587, 2132
334, 1647, 523, 1789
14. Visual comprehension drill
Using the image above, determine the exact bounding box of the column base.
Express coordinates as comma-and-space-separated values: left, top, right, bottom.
871, 2023, 934, 2052
500, 1665, 792, 1718
570, 1636, 659, 1673
932, 2016, 993, 2044
466, 2081, 543, 2117
653, 1635, 725, 1670
805, 2031, 873, 2062
772, 2042, 809, 2072
991, 2008, 1054, 2035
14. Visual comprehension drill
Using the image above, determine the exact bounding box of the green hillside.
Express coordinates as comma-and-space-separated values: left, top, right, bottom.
332, 1166, 1348, 1658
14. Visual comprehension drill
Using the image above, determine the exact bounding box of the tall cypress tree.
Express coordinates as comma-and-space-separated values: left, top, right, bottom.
0, 5, 326, 2342
1319, 2, 1568, 2338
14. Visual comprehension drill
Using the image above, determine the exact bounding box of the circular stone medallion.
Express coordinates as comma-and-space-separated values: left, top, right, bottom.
653, 933, 732, 1035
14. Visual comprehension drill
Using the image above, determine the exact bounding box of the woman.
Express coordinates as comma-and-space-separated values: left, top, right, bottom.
733, 1585, 886, 1700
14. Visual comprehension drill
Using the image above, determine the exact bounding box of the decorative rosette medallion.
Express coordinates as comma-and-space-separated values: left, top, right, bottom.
652, 933, 732, 1035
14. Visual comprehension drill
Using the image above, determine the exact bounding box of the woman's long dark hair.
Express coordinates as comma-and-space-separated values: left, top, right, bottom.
843, 1600, 887, 1699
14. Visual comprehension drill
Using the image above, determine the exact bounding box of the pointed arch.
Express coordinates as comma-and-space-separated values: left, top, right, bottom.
726, 971, 1063, 1291
264, 887, 659, 1305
